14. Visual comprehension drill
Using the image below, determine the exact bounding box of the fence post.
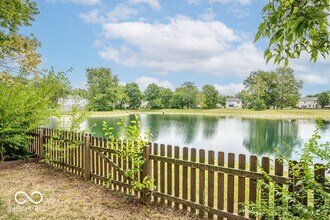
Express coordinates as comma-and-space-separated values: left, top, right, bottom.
142, 144, 151, 204
38, 128, 44, 161
314, 164, 326, 209
84, 134, 91, 181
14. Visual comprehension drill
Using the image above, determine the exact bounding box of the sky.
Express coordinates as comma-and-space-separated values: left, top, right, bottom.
27, 0, 330, 96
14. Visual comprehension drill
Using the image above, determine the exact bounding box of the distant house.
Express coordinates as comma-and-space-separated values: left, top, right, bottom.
297, 97, 320, 109
226, 98, 242, 109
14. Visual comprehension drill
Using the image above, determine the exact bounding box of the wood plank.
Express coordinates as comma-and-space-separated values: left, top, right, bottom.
274, 159, 283, 220
190, 148, 197, 214
167, 145, 173, 207
261, 157, 270, 220
182, 147, 188, 211
208, 150, 215, 219
238, 154, 246, 216
227, 153, 235, 213
149, 155, 289, 184
153, 143, 159, 203
199, 149, 205, 218
154, 192, 250, 220
249, 155, 257, 219
217, 151, 225, 220
174, 146, 180, 210
160, 144, 165, 205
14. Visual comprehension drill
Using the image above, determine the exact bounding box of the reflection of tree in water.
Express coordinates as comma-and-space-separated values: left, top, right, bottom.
319, 119, 330, 131
163, 115, 199, 145
201, 116, 219, 140
243, 119, 300, 157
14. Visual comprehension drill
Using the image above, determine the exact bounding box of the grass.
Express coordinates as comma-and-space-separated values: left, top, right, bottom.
0, 163, 195, 220
90, 108, 330, 119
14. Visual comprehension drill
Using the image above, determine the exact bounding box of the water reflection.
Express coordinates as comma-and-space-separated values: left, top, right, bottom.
49, 114, 330, 158
243, 119, 300, 158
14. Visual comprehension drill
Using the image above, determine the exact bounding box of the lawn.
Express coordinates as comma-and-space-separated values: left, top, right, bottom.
91, 108, 330, 119
0, 163, 196, 220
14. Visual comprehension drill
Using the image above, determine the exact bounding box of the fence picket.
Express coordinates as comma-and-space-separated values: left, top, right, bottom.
238, 154, 246, 216
174, 146, 180, 210
190, 148, 197, 214
199, 149, 205, 218
217, 152, 224, 220
227, 153, 235, 214
208, 150, 215, 219
167, 145, 173, 207
160, 144, 165, 205
182, 147, 188, 211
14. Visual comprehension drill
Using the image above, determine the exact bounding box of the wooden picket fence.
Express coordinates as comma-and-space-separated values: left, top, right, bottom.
28, 127, 327, 220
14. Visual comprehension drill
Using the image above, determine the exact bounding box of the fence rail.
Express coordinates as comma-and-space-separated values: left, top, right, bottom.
28, 127, 326, 220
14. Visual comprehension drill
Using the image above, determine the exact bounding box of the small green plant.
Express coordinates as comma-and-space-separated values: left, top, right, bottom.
102, 114, 153, 191
247, 120, 330, 219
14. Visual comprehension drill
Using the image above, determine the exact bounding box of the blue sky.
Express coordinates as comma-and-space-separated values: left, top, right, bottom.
29, 0, 329, 95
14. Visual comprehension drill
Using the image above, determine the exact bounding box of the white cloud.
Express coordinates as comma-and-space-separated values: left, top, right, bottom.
128, 0, 161, 10
107, 5, 139, 22
79, 9, 100, 23
199, 8, 216, 21
227, 6, 249, 18
214, 83, 244, 95
135, 76, 174, 91
48, 0, 101, 5
98, 17, 268, 77
301, 74, 329, 85
209, 0, 253, 5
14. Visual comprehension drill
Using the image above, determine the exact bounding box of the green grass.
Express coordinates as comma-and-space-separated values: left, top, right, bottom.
90, 108, 330, 119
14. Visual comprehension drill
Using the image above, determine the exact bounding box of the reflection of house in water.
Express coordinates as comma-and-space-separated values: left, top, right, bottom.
225, 98, 242, 109
297, 97, 320, 109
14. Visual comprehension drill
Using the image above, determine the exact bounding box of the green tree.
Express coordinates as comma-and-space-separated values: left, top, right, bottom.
0, 72, 69, 161
160, 88, 173, 109
274, 67, 303, 109
86, 67, 120, 111
255, 0, 329, 65
244, 70, 268, 109
0, 0, 41, 73
180, 82, 199, 109
125, 83, 142, 109
318, 92, 330, 108
236, 90, 251, 109
144, 83, 162, 109
202, 84, 219, 109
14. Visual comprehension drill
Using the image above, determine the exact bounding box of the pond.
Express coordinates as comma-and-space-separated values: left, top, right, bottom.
67, 114, 330, 160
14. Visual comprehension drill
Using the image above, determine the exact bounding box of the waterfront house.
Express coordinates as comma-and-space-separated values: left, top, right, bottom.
297, 97, 319, 109
225, 98, 242, 109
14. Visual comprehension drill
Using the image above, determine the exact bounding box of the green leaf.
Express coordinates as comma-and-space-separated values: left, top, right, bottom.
311, 10, 328, 19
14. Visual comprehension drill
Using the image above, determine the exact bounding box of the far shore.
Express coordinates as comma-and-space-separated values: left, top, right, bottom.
90, 109, 330, 119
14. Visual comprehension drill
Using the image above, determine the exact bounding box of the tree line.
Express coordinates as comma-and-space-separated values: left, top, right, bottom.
82, 66, 330, 111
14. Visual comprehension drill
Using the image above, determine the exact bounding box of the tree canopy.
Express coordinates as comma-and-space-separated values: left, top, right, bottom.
255, 0, 330, 65
0, 0, 41, 73
86, 67, 120, 111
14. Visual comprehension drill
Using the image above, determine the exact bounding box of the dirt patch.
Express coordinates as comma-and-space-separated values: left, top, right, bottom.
0, 163, 197, 220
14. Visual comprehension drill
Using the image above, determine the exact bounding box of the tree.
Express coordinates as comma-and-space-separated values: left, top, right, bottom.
236, 90, 251, 109
255, 0, 329, 65
318, 92, 330, 108
244, 70, 269, 109
144, 83, 162, 109
0, 0, 41, 73
180, 82, 199, 109
0, 71, 70, 161
86, 67, 120, 111
202, 84, 219, 109
274, 67, 303, 109
125, 83, 142, 109
160, 88, 173, 109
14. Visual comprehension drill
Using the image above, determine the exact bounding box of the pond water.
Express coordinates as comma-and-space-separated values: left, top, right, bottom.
65, 114, 330, 160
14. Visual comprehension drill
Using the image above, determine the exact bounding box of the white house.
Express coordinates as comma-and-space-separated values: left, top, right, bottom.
297, 97, 319, 109
226, 98, 242, 109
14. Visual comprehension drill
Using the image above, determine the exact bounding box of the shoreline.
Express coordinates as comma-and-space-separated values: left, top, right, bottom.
90, 109, 330, 120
